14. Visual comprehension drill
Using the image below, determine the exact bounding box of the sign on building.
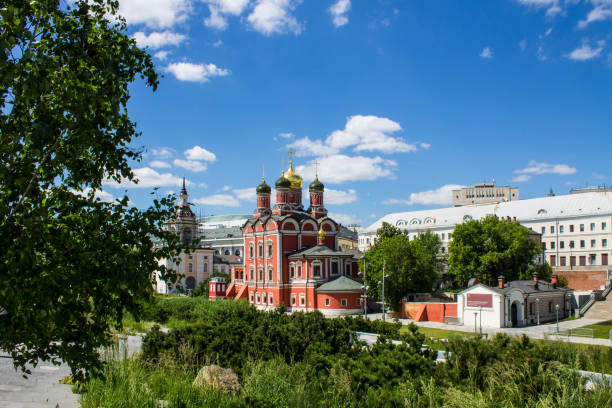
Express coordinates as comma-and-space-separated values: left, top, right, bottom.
466, 293, 492, 308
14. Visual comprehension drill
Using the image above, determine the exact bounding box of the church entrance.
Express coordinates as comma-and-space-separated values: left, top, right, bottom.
185, 276, 196, 290
510, 302, 518, 327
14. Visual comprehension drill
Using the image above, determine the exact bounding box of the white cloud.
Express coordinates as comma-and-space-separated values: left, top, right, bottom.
204, 5, 229, 30
193, 194, 241, 207
132, 31, 187, 49
479, 47, 493, 59
233, 187, 256, 202
593, 172, 605, 180
519, 40, 527, 51
185, 146, 217, 162
105, 167, 187, 189
247, 0, 303, 36
288, 136, 334, 157
222, 185, 232, 191
150, 160, 171, 169
327, 212, 361, 225
382, 184, 464, 206
329, 0, 351, 27
419, 142, 431, 149
514, 160, 577, 175
165, 62, 230, 82
295, 155, 397, 184
324, 188, 357, 205
565, 40, 605, 61
537, 46, 547, 61
578, 4, 612, 28
211, 40, 224, 47
151, 147, 175, 158
72, 187, 116, 203
173, 159, 208, 172
327, 115, 414, 153
515, 0, 564, 18
512, 174, 532, 182
278, 132, 294, 139
154, 50, 171, 60
207, 0, 251, 15
545, 4, 562, 16
118, 0, 191, 29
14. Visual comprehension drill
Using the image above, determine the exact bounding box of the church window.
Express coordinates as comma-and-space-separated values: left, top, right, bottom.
204, 263, 208, 273
341, 298, 347, 307
268, 293, 273, 305
268, 267, 273, 281
331, 261, 339, 276
299, 294, 305, 306
325, 298, 330, 306
188, 263, 193, 273
313, 263, 321, 278
249, 244, 254, 259
290, 294, 296, 306
267, 242, 273, 257
297, 263, 302, 279
258, 268, 264, 281
249, 292, 254, 303
258, 242, 263, 258
255, 293, 260, 304
289, 263, 295, 279
249, 267, 255, 281
345, 263, 351, 276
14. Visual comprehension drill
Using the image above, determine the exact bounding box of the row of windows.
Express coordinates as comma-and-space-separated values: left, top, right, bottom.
543, 239, 608, 250
250, 291, 274, 305
542, 222, 607, 235
248, 242, 274, 259
549, 253, 609, 267
187, 263, 208, 273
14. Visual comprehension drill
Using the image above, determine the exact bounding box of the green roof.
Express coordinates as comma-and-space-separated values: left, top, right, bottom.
287, 245, 353, 258
316, 276, 363, 293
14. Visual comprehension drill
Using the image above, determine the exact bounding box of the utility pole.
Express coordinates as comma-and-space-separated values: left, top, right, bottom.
363, 257, 368, 318
382, 260, 386, 321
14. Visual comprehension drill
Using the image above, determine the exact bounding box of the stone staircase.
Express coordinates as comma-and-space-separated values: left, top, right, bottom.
584, 296, 612, 321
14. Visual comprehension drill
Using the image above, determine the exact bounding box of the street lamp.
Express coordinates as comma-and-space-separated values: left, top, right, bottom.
378, 260, 390, 321
555, 304, 560, 333
479, 306, 483, 335
359, 260, 371, 318
536, 298, 540, 325
474, 312, 478, 334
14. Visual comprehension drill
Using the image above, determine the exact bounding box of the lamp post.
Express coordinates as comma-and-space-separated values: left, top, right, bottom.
360, 259, 371, 318
379, 260, 389, 321
555, 304, 559, 333
479, 306, 482, 335
474, 312, 478, 334
536, 298, 540, 325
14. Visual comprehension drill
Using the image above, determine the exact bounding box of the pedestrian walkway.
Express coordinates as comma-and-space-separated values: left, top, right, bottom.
0, 355, 79, 408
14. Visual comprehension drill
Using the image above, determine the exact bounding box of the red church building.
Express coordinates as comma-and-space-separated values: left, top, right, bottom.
227, 157, 363, 316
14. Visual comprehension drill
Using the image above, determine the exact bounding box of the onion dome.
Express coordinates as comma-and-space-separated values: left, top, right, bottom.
284, 168, 302, 189
309, 176, 324, 192
275, 172, 291, 188
256, 177, 271, 194
318, 225, 326, 239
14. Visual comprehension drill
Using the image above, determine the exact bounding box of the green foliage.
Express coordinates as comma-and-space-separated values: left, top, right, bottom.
363, 230, 443, 309
375, 221, 407, 243
448, 215, 542, 287
0, 0, 184, 378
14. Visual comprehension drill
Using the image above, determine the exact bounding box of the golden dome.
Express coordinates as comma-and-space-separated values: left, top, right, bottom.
285, 153, 302, 189
318, 225, 326, 239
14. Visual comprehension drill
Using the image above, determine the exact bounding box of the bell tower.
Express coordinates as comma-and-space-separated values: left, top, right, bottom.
171, 176, 198, 243
308, 161, 327, 219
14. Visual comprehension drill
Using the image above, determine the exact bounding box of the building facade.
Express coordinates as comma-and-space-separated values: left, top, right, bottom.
227, 159, 363, 315
360, 192, 612, 290
452, 182, 519, 207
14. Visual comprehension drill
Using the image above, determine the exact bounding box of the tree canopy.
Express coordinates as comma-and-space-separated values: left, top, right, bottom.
448, 215, 543, 288
0, 0, 183, 378
362, 223, 443, 310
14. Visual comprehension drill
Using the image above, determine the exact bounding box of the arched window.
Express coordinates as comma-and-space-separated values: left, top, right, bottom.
234, 249, 241, 256
188, 263, 193, 273
258, 267, 264, 281
267, 267, 273, 281
185, 276, 196, 290
249, 243, 254, 259
258, 242, 264, 258
249, 267, 255, 281
296, 262, 302, 279
204, 263, 208, 273
267, 241, 273, 257
224, 249, 230, 255
289, 263, 295, 279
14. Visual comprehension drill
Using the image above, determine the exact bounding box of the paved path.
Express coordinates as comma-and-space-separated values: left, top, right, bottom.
363, 313, 612, 346
0, 355, 79, 408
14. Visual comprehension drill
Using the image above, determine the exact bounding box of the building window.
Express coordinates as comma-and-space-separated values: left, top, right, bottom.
559, 225, 564, 233
560, 241, 565, 249
590, 223, 596, 231
551, 241, 555, 249
550, 226, 555, 234
268, 268, 273, 281
188, 254, 193, 259
297, 263, 302, 279
560, 256, 566, 266
249, 244, 254, 259
529, 303, 534, 315
188, 263, 193, 273
299, 294, 305, 307
313, 264, 321, 278
550, 255, 556, 266
331, 261, 339, 275
591, 239, 596, 248
267, 242, 273, 257
589, 254, 596, 265
602, 222, 607, 231
580, 224, 584, 232
549, 302, 553, 313
255, 293, 260, 304
290, 294, 296, 306
325, 298, 330, 306
603, 239, 607, 248
569, 241, 574, 249
258, 243, 263, 258
579, 256, 586, 266
541, 226, 545, 234
268, 293, 273, 305
341, 298, 347, 307
250, 292, 254, 303
570, 225, 574, 232
289, 263, 295, 279
580, 240, 585, 249
603, 254, 608, 265
570, 256, 576, 266
249, 268, 254, 281
442, 233, 445, 240
258, 268, 264, 281
542, 242, 547, 250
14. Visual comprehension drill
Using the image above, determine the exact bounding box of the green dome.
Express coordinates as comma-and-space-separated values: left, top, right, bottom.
309, 177, 324, 192
256, 180, 271, 194
275, 174, 291, 188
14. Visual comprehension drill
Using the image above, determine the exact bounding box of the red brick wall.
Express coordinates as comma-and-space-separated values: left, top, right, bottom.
554, 269, 607, 290
400, 302, 457, 322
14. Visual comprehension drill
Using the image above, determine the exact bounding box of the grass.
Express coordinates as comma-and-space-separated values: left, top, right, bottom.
578, 320, 612, 340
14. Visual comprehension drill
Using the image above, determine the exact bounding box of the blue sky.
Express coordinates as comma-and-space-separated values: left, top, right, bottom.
101, 0, 612, 227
